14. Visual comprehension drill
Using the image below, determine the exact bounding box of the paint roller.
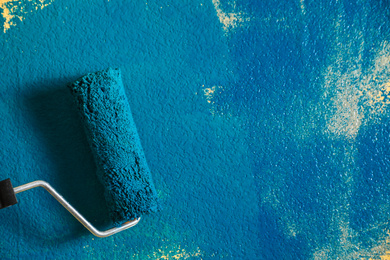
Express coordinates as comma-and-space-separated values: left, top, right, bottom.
0, 68, 160, 237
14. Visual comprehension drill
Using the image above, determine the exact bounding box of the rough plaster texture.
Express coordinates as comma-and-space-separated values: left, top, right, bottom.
1, 0, 390, 259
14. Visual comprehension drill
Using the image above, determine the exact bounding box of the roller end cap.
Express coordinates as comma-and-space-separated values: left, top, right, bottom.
0, 179, 17, 209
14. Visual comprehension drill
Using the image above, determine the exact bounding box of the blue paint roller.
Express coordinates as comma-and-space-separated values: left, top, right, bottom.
0, 68, 160, 237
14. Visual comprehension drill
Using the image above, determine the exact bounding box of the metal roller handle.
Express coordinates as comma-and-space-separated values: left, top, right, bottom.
13, 180, 140, 238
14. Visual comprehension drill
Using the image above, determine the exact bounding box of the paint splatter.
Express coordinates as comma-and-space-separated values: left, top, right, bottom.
130, 244, 203, 260
0, 0, 53, 33
202, 85, 222, 104
152, 245, 202, 260
197, 85, 224, 115
212, 0, 250, 35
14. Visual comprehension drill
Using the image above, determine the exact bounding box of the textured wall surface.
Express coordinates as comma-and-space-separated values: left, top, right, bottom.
1, 0, 390, 259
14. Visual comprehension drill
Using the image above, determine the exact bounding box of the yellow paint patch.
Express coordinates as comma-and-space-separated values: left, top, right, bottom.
381, 251, 390, 260
366, 81, 390, 112
313, 221, 390, 259
0, 0, 53, 33
212, 0, 250, 35
202, 85, 221, 103
299, 0, 306, 15
358, 230, 390, 260
197, 85, 223, 114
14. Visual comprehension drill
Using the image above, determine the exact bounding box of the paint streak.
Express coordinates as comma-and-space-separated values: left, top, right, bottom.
212, 0, 250, 34
0, 0, 53, 33
323, 64, 364, 140
323, 42, 390, 140
315, 37, 390, 259
299, 0, 306, 15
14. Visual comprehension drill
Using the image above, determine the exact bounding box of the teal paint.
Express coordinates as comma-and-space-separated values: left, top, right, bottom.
68, 68, 160, 225
209, 0, 390, 259
1, 0, 390, 259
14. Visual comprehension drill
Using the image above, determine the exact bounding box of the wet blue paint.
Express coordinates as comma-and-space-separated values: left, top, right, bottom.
1, 0, 390, 259
68, 68, 160, 225
211, 0, 390, 258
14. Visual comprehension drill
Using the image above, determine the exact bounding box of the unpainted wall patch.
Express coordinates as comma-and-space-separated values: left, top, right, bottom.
323, 41, 390, 140
1, 0, 53, 33
212, 0, 251, 35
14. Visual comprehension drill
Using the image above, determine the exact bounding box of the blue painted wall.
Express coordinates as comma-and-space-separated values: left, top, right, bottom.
1, 0, 390, 259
